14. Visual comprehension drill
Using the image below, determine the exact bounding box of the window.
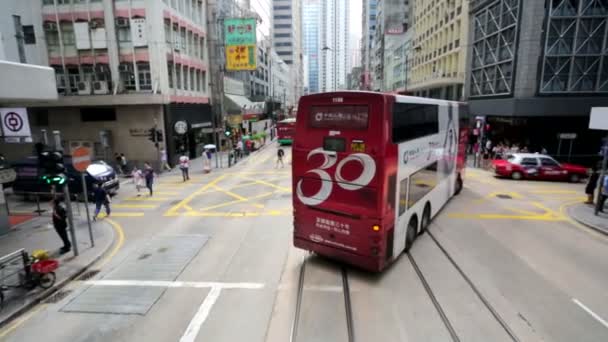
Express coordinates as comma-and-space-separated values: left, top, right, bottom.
187, 31, 193, 55
12, 15, 26, 63
67, 67, 80, 93
180, 28, 186, 50
540, 158, 559, 167
274, 24, 291, 29
398, 178, 408, 215
138, 63, 152, 90
274, 33, 291, 38
392, 103, 439, 143
183, 65, 188, 90
196, 70, 201, 91
43, 0, 54, 4
201, 71, 206, 92
80, 107, 117, 122
274, 15, 292, 19
277, 51, 292, 56
23, 25, 36, 44
408, 162, 438, 210
190, 68, 195, 91
61, 22, 75, 46
274, 5, 291, 10
275, 42, 292, 47
45, 26, 59, 46
168, 63, 174, 88
164, 21, 172, 48
119, 63, 136, 90
176, 64, 182, 89
200, 37, 205, 60
117, 23, 131, 42
520, 158, 539, 167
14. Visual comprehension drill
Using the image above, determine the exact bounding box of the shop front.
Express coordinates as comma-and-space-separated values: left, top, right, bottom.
163, 103, 213, 164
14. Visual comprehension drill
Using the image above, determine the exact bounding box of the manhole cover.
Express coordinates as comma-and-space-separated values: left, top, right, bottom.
78, 269, 100, 281
496, 194, 512, 199
45, 289, 72, 303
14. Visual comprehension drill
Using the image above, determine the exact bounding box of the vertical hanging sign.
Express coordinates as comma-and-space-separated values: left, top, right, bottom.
224, 18, 257, 71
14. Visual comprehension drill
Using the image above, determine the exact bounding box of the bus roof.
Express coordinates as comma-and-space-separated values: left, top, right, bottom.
300, 91, 464, 106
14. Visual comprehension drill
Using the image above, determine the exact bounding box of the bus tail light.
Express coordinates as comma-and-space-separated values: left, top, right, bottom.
372, 225, 381, 232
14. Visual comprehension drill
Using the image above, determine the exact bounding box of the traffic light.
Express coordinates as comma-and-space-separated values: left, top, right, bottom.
224, 127, 232, 137
156, 129, 163, 142
38, 151, 66, 185
148, 128, 163, 146
148, 128, 156, 143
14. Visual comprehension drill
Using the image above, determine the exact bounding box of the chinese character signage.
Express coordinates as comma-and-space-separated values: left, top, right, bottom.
224, 18, 256, 45
226, 45, 257, 71
224, 18, 257, 71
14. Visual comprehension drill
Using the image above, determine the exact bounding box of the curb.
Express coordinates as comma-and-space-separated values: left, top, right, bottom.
0, 220, 116, 329
565, 204, 608, 237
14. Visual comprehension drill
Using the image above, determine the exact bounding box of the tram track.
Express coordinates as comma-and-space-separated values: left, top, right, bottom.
408, 229, 521, 342
290, 257, 355, 342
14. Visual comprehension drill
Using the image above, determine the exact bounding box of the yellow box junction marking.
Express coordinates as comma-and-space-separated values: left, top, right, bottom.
164, 174, 227, 216
113, 204, 158, 209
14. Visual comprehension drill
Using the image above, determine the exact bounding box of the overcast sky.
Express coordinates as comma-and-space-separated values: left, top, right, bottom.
350, 0, 362, 42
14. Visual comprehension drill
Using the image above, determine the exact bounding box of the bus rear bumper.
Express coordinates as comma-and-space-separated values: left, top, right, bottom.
294, 237, 385, 272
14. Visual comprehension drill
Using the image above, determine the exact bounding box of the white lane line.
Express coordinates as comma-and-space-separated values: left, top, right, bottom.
83, 279, 265, 289
573, 298, 608, 329
179, 286, 222, 342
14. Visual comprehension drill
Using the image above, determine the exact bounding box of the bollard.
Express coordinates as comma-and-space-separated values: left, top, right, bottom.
35, 194, 41, 216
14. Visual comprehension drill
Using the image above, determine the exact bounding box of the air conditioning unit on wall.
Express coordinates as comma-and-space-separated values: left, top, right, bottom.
116, 18, 129, 27
77, 81, 91, 95
93, 80, 109, 94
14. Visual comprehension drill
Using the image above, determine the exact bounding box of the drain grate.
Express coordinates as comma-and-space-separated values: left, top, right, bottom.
496, 194, 512, 199
78, 270, 100, 281
45, 289, 72, 303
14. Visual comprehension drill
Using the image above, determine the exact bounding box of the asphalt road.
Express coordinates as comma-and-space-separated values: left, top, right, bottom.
2, 144, 608, 342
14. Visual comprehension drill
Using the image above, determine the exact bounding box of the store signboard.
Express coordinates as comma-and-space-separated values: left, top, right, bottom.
224, 18, 257, 71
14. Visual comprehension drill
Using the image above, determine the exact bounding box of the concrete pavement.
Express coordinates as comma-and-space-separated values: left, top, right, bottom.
1, 149, 608, 342
567, 202, 608, 235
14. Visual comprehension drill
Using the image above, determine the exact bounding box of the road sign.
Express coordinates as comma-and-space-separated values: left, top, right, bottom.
226, 45, 257, 71
558, 133, 577, 139
224, 18, 256, 46
0, 108, 31, 137
72, 147, 92, 172
0, 168, 16, 184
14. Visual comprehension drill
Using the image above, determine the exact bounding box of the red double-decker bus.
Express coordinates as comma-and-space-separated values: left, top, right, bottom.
292, 92, 468, 271
277, 118, 296, 145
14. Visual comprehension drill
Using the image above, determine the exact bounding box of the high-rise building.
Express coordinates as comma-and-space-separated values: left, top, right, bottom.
320, 0, 349, 91
272, 0, 303, 106
361, 0, 378, 89
7, 0, 211, 166
465, 0, 608, 155
303, 0, 321, 94
371, 0, 409, 91
409, 0, 469, 100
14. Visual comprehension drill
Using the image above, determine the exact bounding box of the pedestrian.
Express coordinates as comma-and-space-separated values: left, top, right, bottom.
120, 153, 128, 171
92, 183, 111, 220
144, 162, 155, 196
600, 174, 608, 212
51, 198, 71, 254
276, 147, 285, 168
160, 148, 172, 171
179, 152, 190, 181
585, 162, 601, 204
202, 149, 212, 173
131, 166, 144, 193
114, 153, 123, 174
541, 147, 548, 154
236, 140, 243, 159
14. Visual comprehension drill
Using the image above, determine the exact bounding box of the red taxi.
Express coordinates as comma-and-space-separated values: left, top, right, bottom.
492, 153, 588, 182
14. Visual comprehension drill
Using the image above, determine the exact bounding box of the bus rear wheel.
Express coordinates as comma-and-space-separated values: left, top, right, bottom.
420, 204, 431, 235
404, 216, 418, 253
454, 175, 463, 195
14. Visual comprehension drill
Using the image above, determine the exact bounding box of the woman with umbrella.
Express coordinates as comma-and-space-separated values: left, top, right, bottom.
202, 144, 215, 173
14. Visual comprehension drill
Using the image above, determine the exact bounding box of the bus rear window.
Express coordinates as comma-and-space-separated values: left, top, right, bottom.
392, 103, 439, 143
309, 105, 369, 130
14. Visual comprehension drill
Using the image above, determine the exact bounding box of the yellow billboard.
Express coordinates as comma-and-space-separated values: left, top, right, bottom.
226, 45, 257, 71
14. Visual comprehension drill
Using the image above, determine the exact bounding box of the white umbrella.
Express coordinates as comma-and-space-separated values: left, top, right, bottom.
204, 144, 217, 149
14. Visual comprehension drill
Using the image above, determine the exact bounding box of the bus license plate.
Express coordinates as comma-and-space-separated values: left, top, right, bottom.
351, 140, 365, 152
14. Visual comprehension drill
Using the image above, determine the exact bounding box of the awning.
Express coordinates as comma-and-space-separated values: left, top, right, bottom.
224, 94, 254, 114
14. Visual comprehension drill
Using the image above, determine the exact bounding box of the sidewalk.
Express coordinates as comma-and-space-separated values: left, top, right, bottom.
0, 213, 114, 327
566, 202, 608, 236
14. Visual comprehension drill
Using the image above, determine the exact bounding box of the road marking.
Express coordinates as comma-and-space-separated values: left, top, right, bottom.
179, 286, 222, 342
96, 218, 126, 268
83, 279, 265, 289
573, 298, 608, 329
237, 174, 291, 192
559, 200, 608, 242
211, 184, 248, 201
113, 204, 158, 209
154, 191, 179, 196
0, 303, 47, 339
448, 213, 566, 221
530, 190, 577, 194
179, 211, 290, 217
165, 174, 227, 216
96, 212, 145, 218
124, 197, 171, 201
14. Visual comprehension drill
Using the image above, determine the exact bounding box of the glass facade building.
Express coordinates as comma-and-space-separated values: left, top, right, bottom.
303, 0, 321, 93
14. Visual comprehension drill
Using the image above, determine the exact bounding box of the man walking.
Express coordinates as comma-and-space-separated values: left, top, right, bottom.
179, 153, 190, 181
51, 198, 71, 254
92, 183, 111, 220
144, 162, 155, 196
276, 147, 285, 168
160, 148, 172, 171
